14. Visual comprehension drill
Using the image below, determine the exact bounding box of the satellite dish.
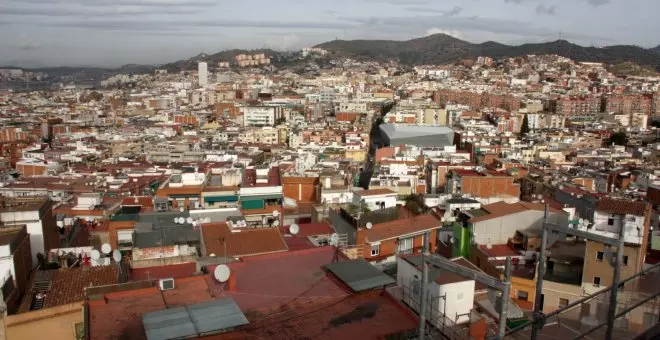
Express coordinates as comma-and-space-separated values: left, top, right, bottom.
173, 217, 179, 224
289, 223, 299, 235
272, 210, 279, 217
112, 249, 121, 262
91, 249, 101, 260
365, 222, 373, 230
101, 243, 112, 254
214, 264, 231, 282
186, 217, 193, 224
179, 207, 185, 213
273, 220, 280, 227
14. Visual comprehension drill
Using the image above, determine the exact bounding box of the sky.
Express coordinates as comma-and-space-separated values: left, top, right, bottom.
1, 0, 659, 68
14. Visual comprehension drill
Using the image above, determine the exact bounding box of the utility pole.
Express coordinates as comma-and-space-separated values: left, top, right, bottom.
605, 222, 626, 340
498, 257, 512, 339
531, 204, 549, 338
418, 231, 430, 340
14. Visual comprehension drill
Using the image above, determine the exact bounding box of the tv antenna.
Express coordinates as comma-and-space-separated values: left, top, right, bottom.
213, 264, 231, 283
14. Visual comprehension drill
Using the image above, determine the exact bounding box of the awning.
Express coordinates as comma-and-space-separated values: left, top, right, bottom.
238, 194, 282, 201
204, 196, 238, 203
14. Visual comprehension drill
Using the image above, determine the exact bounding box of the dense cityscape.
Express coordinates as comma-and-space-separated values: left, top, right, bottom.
0, 39, 660, 340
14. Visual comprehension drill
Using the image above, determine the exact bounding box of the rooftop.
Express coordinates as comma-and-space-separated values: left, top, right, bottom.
596, 198, 648, 216
19, 265, 119, 313
467, 201, 564, 223
354, 188, 397, 197
363, 213, 441, 243
201, 222, 288, 258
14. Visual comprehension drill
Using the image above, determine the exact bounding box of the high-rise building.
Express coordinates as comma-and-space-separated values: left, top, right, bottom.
198, 62, 208, 86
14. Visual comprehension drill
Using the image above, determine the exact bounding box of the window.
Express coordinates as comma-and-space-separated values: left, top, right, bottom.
398, 237, 413, 253
558, 298, 569, 308
594, 277, 601, 286
596, 251, 604, 261
371, 244, 380, 256
518, 291, 529, 301
622, 256, 628, 266
608, 218, 614, 226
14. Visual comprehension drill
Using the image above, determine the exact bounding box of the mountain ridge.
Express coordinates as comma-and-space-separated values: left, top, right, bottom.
315, 34, 660, 70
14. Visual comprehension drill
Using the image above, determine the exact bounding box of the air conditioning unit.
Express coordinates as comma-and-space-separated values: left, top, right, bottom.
159, 278, 175, 291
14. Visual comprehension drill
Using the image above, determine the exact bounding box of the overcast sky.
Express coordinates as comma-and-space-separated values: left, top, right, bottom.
1, 0, 658, 68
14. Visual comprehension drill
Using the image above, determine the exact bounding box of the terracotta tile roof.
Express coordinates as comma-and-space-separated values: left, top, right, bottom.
479, 244, 520, 258
121, 196, 154, 208
596, 198, 648, 216
219, 290, 418, 340
354, 188, 397, 197
201, 222, 288, 258
468, 201, 565, 223
363, 214, 441, 243
19, 265, 120, 313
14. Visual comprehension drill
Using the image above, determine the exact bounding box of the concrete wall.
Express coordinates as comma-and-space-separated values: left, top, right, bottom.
6, 303, 82, 340
472, 210, 567, 245
541, 280, 582, 314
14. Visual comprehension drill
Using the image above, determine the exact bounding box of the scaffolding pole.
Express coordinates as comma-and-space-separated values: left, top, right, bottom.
531, 204, 548, 339
605, 222, 626, 340
418, 231, 430, 340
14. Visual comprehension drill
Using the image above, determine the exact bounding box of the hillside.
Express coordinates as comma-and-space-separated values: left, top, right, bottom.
652, 45, 660, 55
315, 34, 660, 70
160, 48, 278, 72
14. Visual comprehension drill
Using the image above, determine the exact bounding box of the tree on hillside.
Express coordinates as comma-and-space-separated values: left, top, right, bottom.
609, 131, 628, 146
520, 113, 531, 137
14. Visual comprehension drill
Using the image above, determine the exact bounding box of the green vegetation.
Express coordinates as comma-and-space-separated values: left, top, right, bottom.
609, 131, 629, 146
520, 113, 530, 137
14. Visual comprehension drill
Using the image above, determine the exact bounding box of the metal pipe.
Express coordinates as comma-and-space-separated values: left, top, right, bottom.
418, 231, 430, 340
573, 290, 660, 340
505, 262, 660, 336
498, 257, 512, 339
605, 222, 626, 340
531, 204, 549, 339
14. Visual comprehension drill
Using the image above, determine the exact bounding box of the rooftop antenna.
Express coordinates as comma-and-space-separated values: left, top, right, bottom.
213, 264, 231, 283
101, 243, 112, 255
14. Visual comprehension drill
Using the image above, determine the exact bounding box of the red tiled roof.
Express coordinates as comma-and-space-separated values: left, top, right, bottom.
469, 201, 565, 223
19, 265, 119, 313
201, 222, 288, 258
364, 214, 441, 243
479, 244, 520, 258
218, 290, 418, 339
596, 198, 648, 216
129, 262, 197, 281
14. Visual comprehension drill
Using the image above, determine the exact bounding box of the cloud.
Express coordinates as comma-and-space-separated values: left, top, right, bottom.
586, 0, 611, 6
40, 19, 357, 31
535, 4, 557, 15
0, 5, 201, 16
426, 28, 464, 39
404, 5, 462, 16
444, 6, 463, 17
8, 0, 218, 6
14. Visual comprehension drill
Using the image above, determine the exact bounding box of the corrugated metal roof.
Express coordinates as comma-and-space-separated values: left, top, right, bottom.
188, 298, 249, 334
143, 306, 196, 340
325, 259, 395, 292
142, 297, 248, 340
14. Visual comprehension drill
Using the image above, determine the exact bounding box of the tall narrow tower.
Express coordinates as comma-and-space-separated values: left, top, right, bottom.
198, 62, 208, 86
